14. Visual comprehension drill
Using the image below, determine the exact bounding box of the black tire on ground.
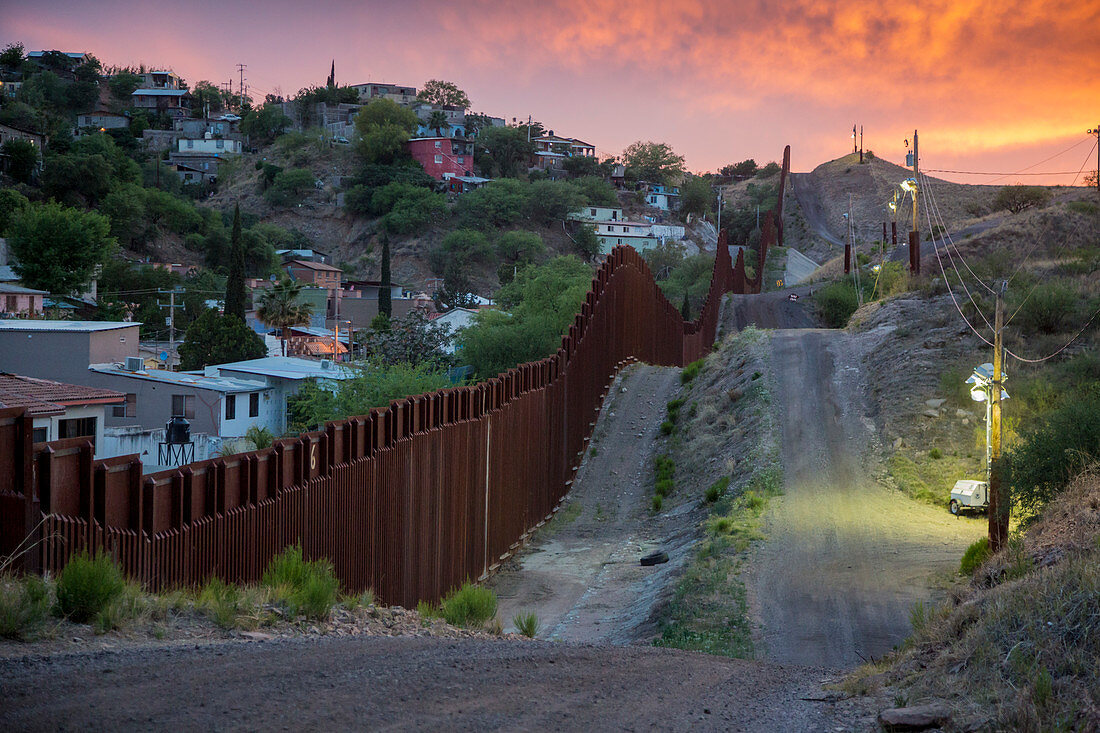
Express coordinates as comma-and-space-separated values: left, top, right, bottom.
640, 551, 669, 566
949, 499, 961, 516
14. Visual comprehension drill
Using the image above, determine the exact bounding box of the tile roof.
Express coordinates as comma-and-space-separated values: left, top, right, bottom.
287, 259, 342, 272
0, 373, 124, 417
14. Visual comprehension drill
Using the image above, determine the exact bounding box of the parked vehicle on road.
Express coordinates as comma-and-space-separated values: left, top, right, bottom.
949, 479, 988, 515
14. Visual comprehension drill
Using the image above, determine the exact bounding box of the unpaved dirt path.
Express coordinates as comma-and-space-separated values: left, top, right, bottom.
750, 329, 984, 668
489, 363, 691, 643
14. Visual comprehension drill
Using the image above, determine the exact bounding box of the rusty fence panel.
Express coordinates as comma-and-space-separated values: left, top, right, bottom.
1, 156, 791, 605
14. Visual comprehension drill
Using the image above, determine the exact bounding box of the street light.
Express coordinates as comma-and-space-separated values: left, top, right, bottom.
966, 363, 1009, 477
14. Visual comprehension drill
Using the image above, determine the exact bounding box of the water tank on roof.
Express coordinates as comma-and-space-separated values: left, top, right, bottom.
165, 416, 191, 444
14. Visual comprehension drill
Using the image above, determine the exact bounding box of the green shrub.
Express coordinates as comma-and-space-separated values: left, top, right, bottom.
659, 420, 674, 435
666, 398, 685, 422
742, 491, 766, 512
264, 168, 316, 207
54, 550, 126, 623
1066, 200, 1098, 216
513, 610, 540, 638
199, 576, 249, 629
993, 185, 1051, 214
95, 581, 145, 633
416, 599, 439, 618
705, 476, 729, 503
651, 495, 664, 512
929, 448, 943, 460
439, 581, 497, 627
681, 359, 703, 384
0, 574, 50, 639
261, 544, 340, 620
1009, 283, 1078, 334
815, 280, 859, 328
655, 478, 674, 497
960, 537, 992, 575
1009, 396, 1100, 517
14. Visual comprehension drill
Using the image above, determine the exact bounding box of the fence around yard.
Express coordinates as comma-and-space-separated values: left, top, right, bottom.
0, 147, 789, 606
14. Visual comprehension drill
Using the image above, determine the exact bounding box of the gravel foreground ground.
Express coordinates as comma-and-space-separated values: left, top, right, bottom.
0, 634, 885, 731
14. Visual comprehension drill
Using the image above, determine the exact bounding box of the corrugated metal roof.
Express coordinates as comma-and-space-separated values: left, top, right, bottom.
0, 320, 139, 332
0, 283, 48, 295
88, 364, 268, 393
214, 356, 356, 381
131, 88, 190, 97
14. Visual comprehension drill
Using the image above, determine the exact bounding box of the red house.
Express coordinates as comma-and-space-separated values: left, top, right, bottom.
406, 137, 474, 181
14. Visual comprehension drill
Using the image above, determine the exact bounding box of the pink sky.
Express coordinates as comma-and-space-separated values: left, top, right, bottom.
6, 0, 1099, 184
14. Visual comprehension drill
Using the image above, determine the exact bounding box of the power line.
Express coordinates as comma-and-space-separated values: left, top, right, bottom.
923, 169, 1086, 176
929, 137, 1093, 185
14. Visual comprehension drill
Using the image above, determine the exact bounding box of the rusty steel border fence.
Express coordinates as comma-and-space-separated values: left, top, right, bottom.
0, 147, 790, 606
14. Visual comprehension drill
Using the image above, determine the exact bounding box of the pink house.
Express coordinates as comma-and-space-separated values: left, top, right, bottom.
406, 137, 475, 181
0, 283, 46, 316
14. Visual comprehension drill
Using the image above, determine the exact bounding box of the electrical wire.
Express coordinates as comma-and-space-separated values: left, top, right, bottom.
921, 172, 997, 295
1068, 140, 1098, 187
1005, 304, 1100, 363
923, 169, 1085, 176
925, 137, 1092, 185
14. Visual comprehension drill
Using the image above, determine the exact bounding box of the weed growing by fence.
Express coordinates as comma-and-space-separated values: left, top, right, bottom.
439, 581, 497, 627
681, 359, 703, 384
513, 610, 540, 638
54, 550, 125, 623
261, 545, 340, 620
0, 574, 50, 639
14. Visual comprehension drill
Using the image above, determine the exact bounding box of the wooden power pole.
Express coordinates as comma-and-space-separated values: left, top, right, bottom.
909, 129, 920, 275
1089, 125, 1100, 192
988, 280, 1009, 552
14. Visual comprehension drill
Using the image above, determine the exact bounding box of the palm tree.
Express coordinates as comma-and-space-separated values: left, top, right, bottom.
256, 277, 314, 356
427, 109, 448, 136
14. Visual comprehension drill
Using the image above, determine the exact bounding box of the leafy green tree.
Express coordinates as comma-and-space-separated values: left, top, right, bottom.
362, 310, 452, 367
643, 241, 686, 280
0, 42, 24, 70
108, 72, 143, 100
381, 187, 447, 234
720, 159, 758, 179
496, 230, 545, 265
263, 168, 316, 206
993, 185, 1052, 214
476, 126, 534, 178
573, 223, 601, 261
353, 98, 419, 164
1009, 396, 1100, 518
563, 155, 600, 177
288, 361, 452, 432
679, 176, 713, 218
0, 188, 30, 234
417, 79, 471, 108
224, 205, 247, 320
455, 178, 529, 228
190, 80, 226, 114
525, 180, 587, 226
656, 253, 715, 314
143, 188, 203, 234
256, 277, 315, 355
8, 201, 115, 293
622, 140, 685, 184
178, 310, 266, 370
240, 103, 292, 144
458, 256, 592, 378
1, 139, 38, 183
100, 184, 149, 249
65, 80, 99, 111
571, 176, 618, 206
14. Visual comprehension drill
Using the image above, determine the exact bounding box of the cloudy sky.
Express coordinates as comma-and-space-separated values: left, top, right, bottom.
6, 0, 1098, 182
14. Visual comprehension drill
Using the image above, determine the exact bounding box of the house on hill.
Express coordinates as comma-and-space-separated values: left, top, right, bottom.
0, 372, 124, 455
406, 137, 475, 181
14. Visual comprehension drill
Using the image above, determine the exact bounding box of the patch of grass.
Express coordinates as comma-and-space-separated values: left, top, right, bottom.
416, 599, 439, 618
1066, 200, 1098, 215
960, 537, 991, 576
54, 550, 126, 623
199, 576, 256, 630
887, 452, 982, 506
651, 494, 663, 512
544, 500, 582, 537
929, 447, 943, 459
94, 581, 147, 634
513, 610, 540, 638
0, 574, 50, 640
261, 545, 340, 620
681, 359, 703, 384
439, 581, 497, 628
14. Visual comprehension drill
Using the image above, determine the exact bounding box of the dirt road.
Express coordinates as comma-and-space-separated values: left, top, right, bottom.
489, 363, 692, 644
750, 330, 983, 668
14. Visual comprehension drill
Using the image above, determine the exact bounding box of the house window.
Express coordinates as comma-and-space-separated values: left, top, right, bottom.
112, 393, 137, 418
32, 427, 47, 443
457, 156, 464, 164
187, 139, 194, 148
434, 155, 442, 164
617, 238, 622, 245
590, 209, 596, 216
171, 394, 195, 419
249, 393, 259, 417
434, 141, 442, 149
623, 227, 628, 232
216, 139, 224, 149
5, 295, 16, 310
59, 417, 96, 441
225, 394, 236, 420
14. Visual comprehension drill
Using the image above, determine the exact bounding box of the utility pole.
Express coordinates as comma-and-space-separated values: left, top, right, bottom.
910, 129, 920, 275
988, 280, 1009, 552
859, 125, 864, 164
843, 203, 851, 274
716, 189, 723, 233
236, 63, 247, 112
157, 287, 185, 370
1089, 125, 1100, 192
852, 124, 857, 155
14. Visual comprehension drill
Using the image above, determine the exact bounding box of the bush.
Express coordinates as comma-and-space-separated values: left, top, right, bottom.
929, 448, 943, 459
814, 280, 860, 328
651, 495, 664, 512
513, 610, 540, 638
660, 420, 674, 435
960, 537, 992, 575
1009, 282, 1078, 334
261, 545, 340, 620
54, 550, 126, 623
1009, 397, 1100, 517
439, 581, 497, 627
0, 575, 50, 639
705, 476, 730, 503
993, 185, 1051, 214
264, 168, 316, 207
681, 359, 703, 384
455, 179, 528, 228
199, 576, 250, 629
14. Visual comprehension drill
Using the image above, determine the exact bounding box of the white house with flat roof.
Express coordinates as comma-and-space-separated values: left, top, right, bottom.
0, 320, 140, 386
569, 206, 622, 223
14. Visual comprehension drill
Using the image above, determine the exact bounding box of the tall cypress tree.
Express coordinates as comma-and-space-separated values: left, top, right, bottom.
379, 232, 392, 319
224, 204, 247, 321
680, 292, 691, 322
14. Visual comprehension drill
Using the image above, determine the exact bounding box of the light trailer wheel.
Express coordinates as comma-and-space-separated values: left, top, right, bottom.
949, 499, 961, 516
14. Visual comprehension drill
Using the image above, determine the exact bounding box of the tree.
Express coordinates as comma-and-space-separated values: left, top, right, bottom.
993, 185, 1052, 214
1, 139, 38, 183
571, 176, 618, 206
417, 79, 470, 109
720, 159, 758, 179
8, 201, 114, 293
0, 188, 30, 235
190, 80, 225, 115
362, 310, 452, 367
178, 310, 266, 370
427, 110, 448, 136
263, 168, 316, 207
622, 141, 685, 184
100, 184, 149, 249
563, 155, 600, 178
1009, 396, 1100, 518
496, 231, 545, 265
379, 233, 392, 319
108, 72, 143, 100
353, 99, 419, 164
573, 223, 601, 261
0, 42, 24, 70
679, 176, 713, 218
476, 126, 534, 178
680, 293, 691, 321
224, 205, 247, 320
455, 178, 529, 228
524, 180, 587, 226
240, 104, 292, 144
256, 277, 315, 356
